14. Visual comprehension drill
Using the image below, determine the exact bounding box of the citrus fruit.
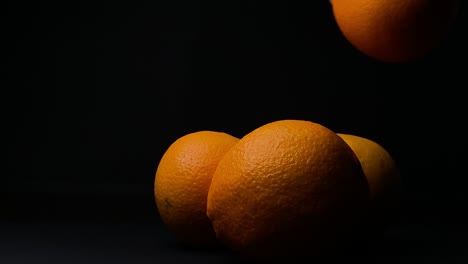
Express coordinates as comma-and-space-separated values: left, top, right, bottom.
154, 131, 239, 248
330, 0, 460, 63
337, 134, 401, 225
206, 120, 369, 259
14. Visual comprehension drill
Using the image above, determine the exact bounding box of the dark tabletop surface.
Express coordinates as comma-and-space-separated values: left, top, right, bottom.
2, 193, 467, 264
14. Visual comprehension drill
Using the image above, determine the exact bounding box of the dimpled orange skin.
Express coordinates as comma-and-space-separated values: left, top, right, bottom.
206, 120, 370, 259
154, 131, 239, 248
337, 134, 400, 208
337, 133, 401, 233
331, 0, 460, 63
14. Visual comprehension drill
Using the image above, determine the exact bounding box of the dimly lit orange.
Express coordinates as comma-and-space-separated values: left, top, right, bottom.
206, 120, 369, 259
331, 0, 460, 63
154, 131, 239, 247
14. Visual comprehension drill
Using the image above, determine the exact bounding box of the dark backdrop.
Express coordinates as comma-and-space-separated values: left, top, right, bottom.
4, 0, 468, 262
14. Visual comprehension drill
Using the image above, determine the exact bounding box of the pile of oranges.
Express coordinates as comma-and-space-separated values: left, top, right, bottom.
154, 119, 400, 260
153, 0, 460, 260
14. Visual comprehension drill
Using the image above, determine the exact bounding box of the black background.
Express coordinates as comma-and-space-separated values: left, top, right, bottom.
4, 0, 468, 263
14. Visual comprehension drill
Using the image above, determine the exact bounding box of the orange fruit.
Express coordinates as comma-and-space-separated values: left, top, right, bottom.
206, 120, 369, 259
330, 0, 460, 63
154, 131, 239, 248
337, 134, 401, 225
